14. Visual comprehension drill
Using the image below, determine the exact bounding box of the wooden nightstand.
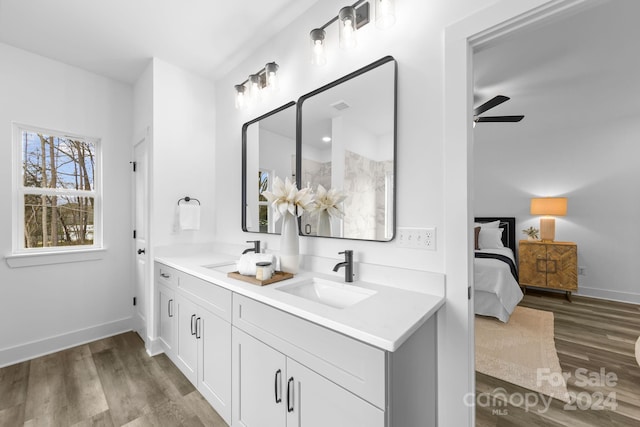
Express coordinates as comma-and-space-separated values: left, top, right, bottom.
518, 240, 578, 301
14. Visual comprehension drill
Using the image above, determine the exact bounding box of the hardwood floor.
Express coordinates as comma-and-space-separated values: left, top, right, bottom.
0, 332, 228, 427
476, 290, 640, 426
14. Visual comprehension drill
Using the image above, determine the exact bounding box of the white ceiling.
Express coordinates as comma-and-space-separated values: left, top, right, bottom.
473, 0, 640, 138
0, 0, 319, 84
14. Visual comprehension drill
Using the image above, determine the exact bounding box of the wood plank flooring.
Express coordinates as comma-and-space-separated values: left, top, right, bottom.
476, 290, 640, 426
0, 332, 228, 427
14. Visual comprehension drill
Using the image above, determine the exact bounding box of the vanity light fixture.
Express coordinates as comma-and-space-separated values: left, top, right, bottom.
310, 0, 399, 66
374, 0, 396, 29
234, 62, 279, 110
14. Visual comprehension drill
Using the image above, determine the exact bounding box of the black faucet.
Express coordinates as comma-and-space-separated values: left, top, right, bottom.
332, 250, 354, 282
242, 240, 260, 254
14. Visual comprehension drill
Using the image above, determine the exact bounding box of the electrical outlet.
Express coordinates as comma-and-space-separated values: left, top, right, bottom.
397, 227, 436, 250
578, 266, 586, 276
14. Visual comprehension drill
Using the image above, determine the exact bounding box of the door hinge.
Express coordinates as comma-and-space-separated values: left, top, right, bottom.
130, 161, 137, 172
133, 297, 137, 306
133, 229, 137, 239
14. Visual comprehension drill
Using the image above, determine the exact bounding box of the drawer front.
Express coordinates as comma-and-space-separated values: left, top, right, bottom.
178, 273, 232, 323
232, 294, 386, 409
156, 262, 178, 288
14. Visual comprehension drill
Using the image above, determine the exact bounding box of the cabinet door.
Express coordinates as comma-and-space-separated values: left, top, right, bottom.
232, 328, 285, 427
175, 294, 198, 384
547, 244, 577, 290
286, 358, 384, 427
198, 307, 232, 424
519, 243, 548, 287
158, 284, 176, 357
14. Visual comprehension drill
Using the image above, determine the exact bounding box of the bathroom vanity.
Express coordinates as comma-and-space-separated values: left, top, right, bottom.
154, 252, 444, 427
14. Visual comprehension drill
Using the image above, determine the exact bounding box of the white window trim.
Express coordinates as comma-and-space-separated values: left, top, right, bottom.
8, 123, 104, 265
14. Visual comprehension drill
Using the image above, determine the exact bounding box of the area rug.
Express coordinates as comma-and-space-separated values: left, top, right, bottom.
476, 306, 570, 402
636, 336, 640, 367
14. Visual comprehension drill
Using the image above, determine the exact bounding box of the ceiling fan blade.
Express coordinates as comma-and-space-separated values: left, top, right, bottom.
476, 115, 524, 123
474, 95, 510, 116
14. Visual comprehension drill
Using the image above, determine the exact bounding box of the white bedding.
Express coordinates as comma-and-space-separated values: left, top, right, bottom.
474, 247, 523, 322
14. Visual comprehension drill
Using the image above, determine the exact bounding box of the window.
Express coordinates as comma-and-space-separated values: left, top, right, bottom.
13, 124, 101, 253
258, 170, 271, 233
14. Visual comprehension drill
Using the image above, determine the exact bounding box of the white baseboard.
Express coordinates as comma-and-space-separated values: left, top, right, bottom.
0, 317, 133, 368
147, 337, 165, 356
577, 286, 640, 305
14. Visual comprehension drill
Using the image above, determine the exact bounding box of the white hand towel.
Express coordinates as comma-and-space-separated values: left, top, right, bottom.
237, 253, 277, 276
179, 204, 200, 230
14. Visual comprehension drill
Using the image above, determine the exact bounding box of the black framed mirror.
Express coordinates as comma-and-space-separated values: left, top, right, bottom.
242, 101, 296, 234
296, 56, 397, 241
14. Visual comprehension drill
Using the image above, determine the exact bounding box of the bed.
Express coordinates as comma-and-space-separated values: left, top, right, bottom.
474, 217, 523, 322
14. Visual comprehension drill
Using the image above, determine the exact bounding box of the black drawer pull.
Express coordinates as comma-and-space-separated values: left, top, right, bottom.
274, 369, 282, 403
287, 377, 294, 413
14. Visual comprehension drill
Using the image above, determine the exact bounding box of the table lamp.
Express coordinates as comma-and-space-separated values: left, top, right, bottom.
530, 197, 567, 241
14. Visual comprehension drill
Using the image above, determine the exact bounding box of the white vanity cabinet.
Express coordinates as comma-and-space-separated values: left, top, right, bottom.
155, 261, 439, 427
156, 263, 178, 357
155, 262, 232, 425
232, 328, 384, 427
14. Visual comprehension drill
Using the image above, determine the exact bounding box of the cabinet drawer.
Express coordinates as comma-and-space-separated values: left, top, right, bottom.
178, 273, 232, 323
156, 262, 178, 288
233, 294, 386, 409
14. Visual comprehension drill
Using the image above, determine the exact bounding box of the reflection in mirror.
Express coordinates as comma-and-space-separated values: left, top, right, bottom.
242, 102, 296, 234
297, 56, 396, 241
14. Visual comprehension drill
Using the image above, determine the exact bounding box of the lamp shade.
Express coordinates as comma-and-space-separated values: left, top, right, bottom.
530, 197, 567, 216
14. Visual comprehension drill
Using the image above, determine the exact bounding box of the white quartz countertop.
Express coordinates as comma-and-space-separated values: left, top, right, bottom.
155, 252, 445, 352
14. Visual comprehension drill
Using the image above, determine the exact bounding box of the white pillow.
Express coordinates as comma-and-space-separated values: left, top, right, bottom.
474, 220, 500, 229
478, 228, 505, 249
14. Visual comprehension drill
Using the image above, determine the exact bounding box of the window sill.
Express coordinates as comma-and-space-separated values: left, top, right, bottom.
5, 248, 106, 268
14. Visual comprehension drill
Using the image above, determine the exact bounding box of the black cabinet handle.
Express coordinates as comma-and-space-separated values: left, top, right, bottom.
287, 377, 294, 413
191, 314, 196, 335
168, 299, 173, 317
274, 369, 282, 403
196, 317, 202, 339
160, 272, 170, 279
137, 248, 145, 255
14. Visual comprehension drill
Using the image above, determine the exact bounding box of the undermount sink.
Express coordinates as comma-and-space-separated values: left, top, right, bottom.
277, 277, 377, 309
203, 262, 237, 274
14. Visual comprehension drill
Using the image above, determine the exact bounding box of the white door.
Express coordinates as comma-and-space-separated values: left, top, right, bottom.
133, 136, 149, 342
175, 294, 198, 384
232, 328, 285, 427
198, 307, 232, 424
286, 358, 384, 427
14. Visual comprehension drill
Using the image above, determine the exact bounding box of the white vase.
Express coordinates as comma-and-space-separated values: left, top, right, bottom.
280, 212, 299, 274
316, 210, 331, 237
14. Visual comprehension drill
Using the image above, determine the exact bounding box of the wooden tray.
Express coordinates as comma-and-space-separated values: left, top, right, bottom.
227, 270, 294, 286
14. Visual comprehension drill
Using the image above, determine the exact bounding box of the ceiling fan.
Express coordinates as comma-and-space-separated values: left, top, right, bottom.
473, 95, 524, 125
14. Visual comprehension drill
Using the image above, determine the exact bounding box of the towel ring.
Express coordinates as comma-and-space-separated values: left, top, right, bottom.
178, 196, 200, 205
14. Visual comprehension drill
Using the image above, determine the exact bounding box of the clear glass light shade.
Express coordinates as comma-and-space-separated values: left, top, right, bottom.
234, 85, 246, 109
310, 29, 327, 66
375, 0, 396, 29
265, 62, 279, 92
339, 6, 357, 49
248, 74, 261, 106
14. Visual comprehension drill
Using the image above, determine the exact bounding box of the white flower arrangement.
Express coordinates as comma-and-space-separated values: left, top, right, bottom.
261, 176, 315, 222
311, 184, 347, 219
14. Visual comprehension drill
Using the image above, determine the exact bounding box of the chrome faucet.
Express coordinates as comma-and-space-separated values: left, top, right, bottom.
332, 250, 354, 282
242, 240, 260, 254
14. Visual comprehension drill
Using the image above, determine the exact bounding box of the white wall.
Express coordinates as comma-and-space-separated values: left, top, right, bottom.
474, 116, 640, 303
213, 0, 496, 424
152, 58, 217, 248
0, 42, 133, 366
